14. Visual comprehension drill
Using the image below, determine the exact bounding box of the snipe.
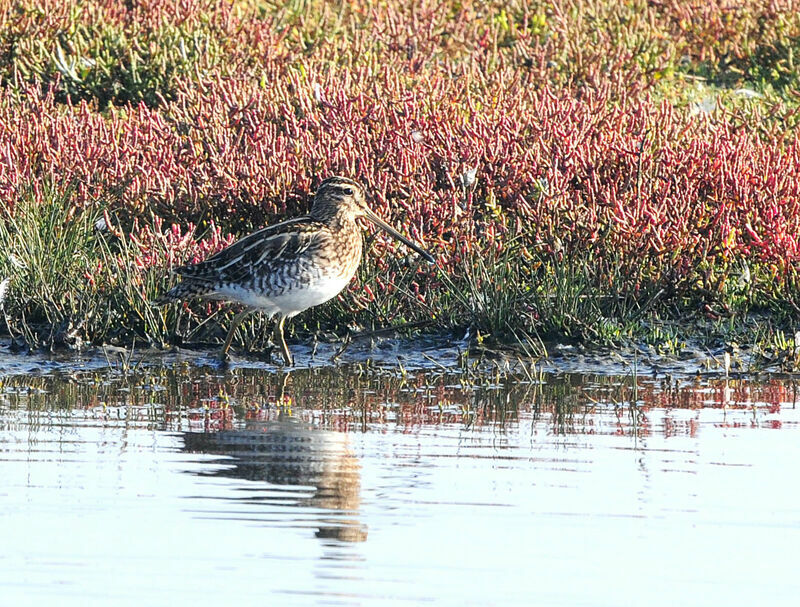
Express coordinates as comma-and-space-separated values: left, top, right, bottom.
155, 177, 434, 365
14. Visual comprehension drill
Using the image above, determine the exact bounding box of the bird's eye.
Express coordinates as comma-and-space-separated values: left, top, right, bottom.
343, 187, 354, 196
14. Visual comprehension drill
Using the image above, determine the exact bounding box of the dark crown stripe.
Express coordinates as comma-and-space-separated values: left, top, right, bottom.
317, 176, 362, 191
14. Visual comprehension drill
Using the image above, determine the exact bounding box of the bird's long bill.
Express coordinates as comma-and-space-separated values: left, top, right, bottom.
364, 208, 435, 264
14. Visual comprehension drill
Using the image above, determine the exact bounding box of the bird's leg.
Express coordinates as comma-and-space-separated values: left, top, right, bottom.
220, 309, 252, 360
272, 315, 293, 366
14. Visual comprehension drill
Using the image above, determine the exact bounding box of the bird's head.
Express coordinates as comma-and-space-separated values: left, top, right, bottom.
311, 176, 435, 264
312, 176, 368, 221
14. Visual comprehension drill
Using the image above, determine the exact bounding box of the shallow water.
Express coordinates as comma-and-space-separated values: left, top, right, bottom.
1, 351, 799, 606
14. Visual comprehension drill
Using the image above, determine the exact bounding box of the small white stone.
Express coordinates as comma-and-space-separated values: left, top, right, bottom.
737, 263, 751, 288
312, 83, 324, 104
460, 167, 477, 188
8, 254, 25, 269
733, 88, 761, 99
0, 277, 9, 307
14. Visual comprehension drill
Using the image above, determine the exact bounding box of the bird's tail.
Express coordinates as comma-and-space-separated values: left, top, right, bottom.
151, 280, 217, 307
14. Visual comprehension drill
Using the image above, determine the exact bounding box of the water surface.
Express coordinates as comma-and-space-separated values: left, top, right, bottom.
1, 353, 799, 606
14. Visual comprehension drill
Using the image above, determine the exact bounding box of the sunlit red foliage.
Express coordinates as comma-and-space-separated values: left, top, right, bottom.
1, 0, 799, 342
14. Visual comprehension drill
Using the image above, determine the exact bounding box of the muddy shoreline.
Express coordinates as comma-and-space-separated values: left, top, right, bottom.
0, 333, 791, 380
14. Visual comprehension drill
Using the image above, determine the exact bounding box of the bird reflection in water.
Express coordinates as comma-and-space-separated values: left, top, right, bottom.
182, 375, 367, 543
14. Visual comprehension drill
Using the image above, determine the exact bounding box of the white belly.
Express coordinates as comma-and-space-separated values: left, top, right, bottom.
218, 273, 353, 318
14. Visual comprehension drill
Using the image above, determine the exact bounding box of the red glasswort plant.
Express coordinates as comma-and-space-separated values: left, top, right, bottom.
0, 1, 798, 350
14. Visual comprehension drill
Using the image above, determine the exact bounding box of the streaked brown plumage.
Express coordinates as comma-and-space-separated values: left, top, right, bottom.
155, 176, 434, 365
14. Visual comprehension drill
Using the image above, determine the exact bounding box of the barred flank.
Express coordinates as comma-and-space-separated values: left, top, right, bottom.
151, 281, 216, 306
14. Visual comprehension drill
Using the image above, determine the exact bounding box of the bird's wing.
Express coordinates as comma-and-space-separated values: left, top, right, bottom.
175, 216, 329, 284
